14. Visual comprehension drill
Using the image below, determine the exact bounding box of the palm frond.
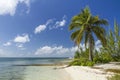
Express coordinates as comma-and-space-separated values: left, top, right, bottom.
75, 27, 84, 45
92, 26, 106, 46
69, 22, 82, 30
71, 30, 80, 40
94, 19, 108, 26
92, 26, 106, 35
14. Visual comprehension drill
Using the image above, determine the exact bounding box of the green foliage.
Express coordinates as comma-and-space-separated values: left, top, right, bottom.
69, 7, 120, 65
69, 59, 81, 66
86, 61, 94, 66
70, 47, 94, 66
74, 48, 89, 59
101, 21, 120, 61
106, 69, 120, 74
107, 75, 120, 80
69, 6, 108, 61
93, 52, 112, 63
74, 51, 80, 59
69, 58, 94, 66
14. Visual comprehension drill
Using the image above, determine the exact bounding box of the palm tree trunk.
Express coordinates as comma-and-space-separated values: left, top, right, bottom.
89, 43, 93, 61
89, 35, 93, 61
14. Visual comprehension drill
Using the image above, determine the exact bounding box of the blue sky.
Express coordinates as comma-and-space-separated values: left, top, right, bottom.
0, 0, 120, 57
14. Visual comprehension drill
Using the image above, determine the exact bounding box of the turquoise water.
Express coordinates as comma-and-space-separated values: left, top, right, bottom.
0, 57, 71, 80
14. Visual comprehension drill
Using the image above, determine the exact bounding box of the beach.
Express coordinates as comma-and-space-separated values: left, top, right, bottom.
0, 57, 120, 80
65, 62, 120, 80
22, 66, 72, 80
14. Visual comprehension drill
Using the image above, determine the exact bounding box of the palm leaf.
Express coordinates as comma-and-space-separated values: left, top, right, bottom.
75, 27, 84, 45
69, 22, 82, 30
92, 26, 106, 46
94, 19, 108, 26
71, 30, 80, 40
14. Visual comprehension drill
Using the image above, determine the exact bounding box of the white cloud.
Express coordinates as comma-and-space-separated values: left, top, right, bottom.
0, 0, 30, 16
16, 44, 23, 48
49, 15, 66, 30
16, 44, 26, 50
35, 45, 77, 57
34, 41, 102, 57
55, 19, 66, 27
14, 34, 30, 43
3, 42, 11, 46
34, 19, 53, 34
34, 25, 46, 34
34, 16, 67, 34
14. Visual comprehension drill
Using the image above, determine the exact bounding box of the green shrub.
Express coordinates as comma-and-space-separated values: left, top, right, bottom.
107, 75, 120, 80
86, 61, 94, 66
106, 69, 120, 74
74, 51, 80, 59
93, 52, 112, 63
111, 54, 120, 61
69, 58, 94, 66
69, 59, 81, 66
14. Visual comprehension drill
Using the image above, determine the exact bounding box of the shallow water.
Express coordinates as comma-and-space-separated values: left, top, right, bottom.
0, 58, 71, 80
23, 66, 71, 80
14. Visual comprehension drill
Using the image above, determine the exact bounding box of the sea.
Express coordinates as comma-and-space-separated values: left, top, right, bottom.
0, 57, 72, 80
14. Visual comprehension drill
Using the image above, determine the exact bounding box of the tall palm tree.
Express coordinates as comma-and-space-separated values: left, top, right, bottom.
69, 7, 108, 61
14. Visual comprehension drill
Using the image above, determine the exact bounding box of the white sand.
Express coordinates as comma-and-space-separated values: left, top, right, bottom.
94, 62, 120, 69
64, 63, 119, 80
23, 66, 72, 80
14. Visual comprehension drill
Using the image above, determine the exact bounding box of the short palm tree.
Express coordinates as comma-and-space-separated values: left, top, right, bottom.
69, 7, 108, 61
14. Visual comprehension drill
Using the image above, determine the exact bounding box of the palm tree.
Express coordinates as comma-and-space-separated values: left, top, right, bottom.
69, 7, 108, 61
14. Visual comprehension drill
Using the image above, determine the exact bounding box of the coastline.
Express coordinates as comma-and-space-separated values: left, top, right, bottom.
64, 63, 120, 80
65, 66, 110, 80
23, 66, 72, 80
13, 61, 120, 80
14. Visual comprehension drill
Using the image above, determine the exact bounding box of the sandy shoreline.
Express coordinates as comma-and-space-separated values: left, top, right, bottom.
64, 63, 120, 80
22, 66, 72, 80
12, 62, 120, 80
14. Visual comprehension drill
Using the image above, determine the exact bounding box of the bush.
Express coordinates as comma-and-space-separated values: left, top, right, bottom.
111, 54, 120, 61
107, 75, 120, 80
86, 61, 94, 66
93, 52, 112, 63
69, 59, 81, 66
74, 51, 80, 59
69, 58, 94, 66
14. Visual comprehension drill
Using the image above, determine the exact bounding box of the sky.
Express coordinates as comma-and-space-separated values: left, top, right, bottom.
0, 0, 120, 57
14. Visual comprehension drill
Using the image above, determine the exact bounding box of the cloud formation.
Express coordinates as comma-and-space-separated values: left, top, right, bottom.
3, 42, 12, 46
34, 40, 102, 57
34, 25, 46, 34
34, 16, 67, 34
14, 34, 30, 43
35, 45, 77, 57
16, 44, 23, 48
34, 19, 53, 34
0, 0, 30, 16
49, 15, 66, 30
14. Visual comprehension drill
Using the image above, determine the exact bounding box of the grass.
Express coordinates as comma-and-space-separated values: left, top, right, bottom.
115, 63, 120, 65
105, 69, 120, 74
107, 74, 120, 80
91, 66, 103, 69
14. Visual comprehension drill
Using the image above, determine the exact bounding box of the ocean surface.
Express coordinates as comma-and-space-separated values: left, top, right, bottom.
0, 57, 71, 80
